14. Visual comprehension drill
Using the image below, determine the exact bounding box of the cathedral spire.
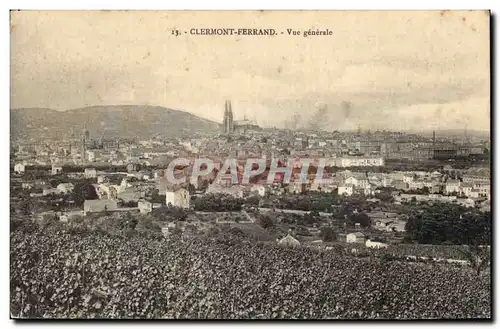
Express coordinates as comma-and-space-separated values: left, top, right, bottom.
223, 100, 233, 134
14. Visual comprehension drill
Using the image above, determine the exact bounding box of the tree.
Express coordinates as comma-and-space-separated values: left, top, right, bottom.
171, 207, 188, 221
377, 188, 394, 203
123, 200, 138, 208
19, 197, 35, 216
150, 189, 164, 203
455, 245, 490, 276
258, 215, 274, 229
296, 197, 312, 211
348, 213, 371, 228
153, 206, 188, 222
404, 203, 490, 245
320, 227, 337, 242
72, 181, 98, 206
245, 195, 260, 207
193, 193, 242, 212
187, 183, 196, 194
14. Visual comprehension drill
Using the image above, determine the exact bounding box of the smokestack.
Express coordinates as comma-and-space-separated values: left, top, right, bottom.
433, 130, 436, 146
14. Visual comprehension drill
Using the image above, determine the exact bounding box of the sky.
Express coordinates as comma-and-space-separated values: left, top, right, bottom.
10, 10, 490, 132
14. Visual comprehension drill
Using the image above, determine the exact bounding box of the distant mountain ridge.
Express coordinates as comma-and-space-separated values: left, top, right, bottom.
11, 105, 221, 140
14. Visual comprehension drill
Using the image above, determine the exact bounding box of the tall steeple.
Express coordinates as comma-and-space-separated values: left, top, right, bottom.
224, 100, 233, 134
222, 102, 228, 134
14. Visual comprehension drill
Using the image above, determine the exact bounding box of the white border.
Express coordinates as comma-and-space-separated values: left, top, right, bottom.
1, 1, 498, 328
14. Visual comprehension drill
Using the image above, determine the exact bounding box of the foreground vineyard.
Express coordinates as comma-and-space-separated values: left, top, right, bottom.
10, 227, 491, 319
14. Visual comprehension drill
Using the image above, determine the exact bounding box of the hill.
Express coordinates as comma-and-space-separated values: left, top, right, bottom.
11, 105, 220, 140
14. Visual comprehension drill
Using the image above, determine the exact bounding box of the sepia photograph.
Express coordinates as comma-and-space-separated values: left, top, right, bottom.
9, 10, 491, 320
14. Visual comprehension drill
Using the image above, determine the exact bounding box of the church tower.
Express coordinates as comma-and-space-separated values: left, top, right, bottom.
223, 100, 234, 134
222, 105, 229, 133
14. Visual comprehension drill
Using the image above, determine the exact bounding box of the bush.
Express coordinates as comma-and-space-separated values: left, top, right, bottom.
320, 227, 337, 242
258, 215, 274, 229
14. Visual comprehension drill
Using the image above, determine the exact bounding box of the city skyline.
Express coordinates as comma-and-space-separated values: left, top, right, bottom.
11, 11, 490, 132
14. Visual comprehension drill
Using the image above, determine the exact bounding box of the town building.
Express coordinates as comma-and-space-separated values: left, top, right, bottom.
346, 232, 365, 243
445, 179, 461, 195
56, 183, 74, 194
278, 234, 301, 247
127, 163, 139, 173
250, 184, 267, 197
14, 163, 26, 174
138, 199, 153, 214
51, 164, 63, 175
338, 184, 354, 196
221, 100, 261, 135
335, 156, 384, 168
365, 239, 389, 249
84, 167, 97, 179
166, 187, 190, 209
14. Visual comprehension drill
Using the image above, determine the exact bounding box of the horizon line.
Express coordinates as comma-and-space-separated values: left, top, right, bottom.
10, 105, 491, 134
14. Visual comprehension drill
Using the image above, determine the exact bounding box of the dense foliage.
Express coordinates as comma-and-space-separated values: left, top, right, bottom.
10, 224, 490, 319
193, 194, 243, 212
405, 204, 491, 245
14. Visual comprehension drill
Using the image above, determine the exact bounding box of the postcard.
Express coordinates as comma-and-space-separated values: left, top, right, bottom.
10, 10, 491, 320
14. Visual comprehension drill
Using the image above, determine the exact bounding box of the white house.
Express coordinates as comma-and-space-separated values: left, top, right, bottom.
467, 189, 480, 199
431, 171, 442, 179
14, 163, 26, 174
344, 176, 358, 186
336, 157, 384, 168
402, 175, 414, 183
289, 181, 307, 194
365, 239, 388, 249
127, 163, 139, 173
138, 199, 153, 214
346, 232, 365, 243
445, 179, 461, 194
338, 184, 354, 196
86, 150, 101, 162
97, 183, 118, 199
51, 164, 63, 176
166, 187, 190, 209
460, 183, 473, 197
474, 183, 490, 198
84, 168, 97, 179
278, 234, 301, 247
346, 176, 369, 188
56, 183, 74, 194
250, 184, 267, 197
